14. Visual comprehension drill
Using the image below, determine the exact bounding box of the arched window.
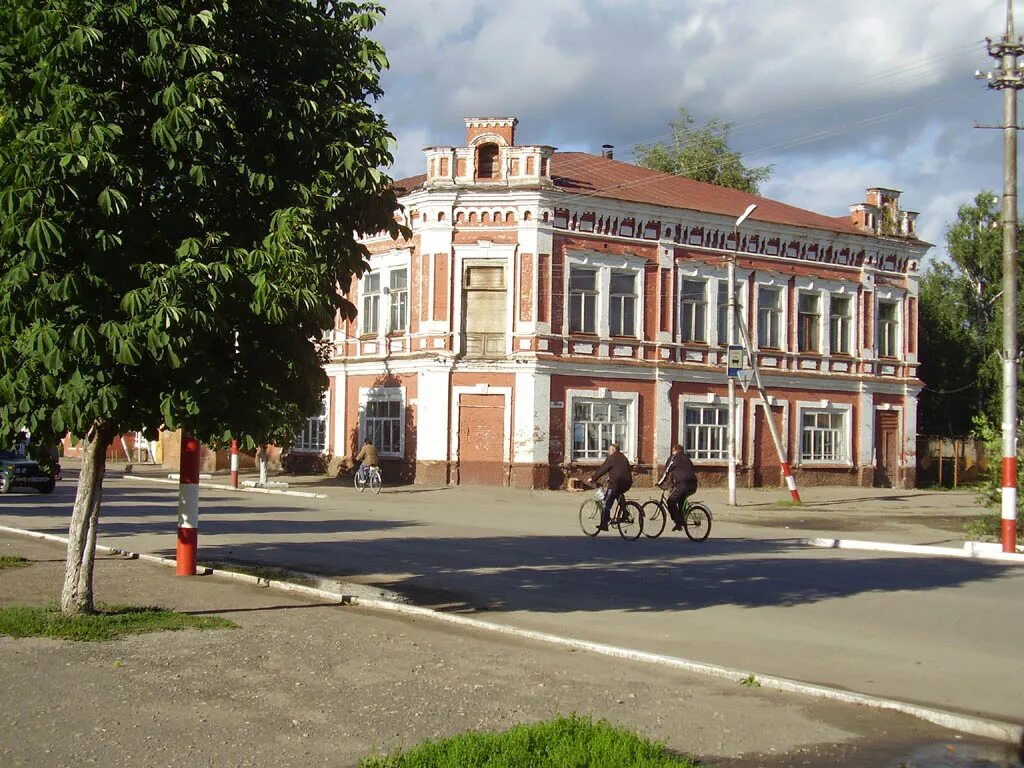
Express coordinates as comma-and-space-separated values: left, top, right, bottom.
476, 143, 499, 179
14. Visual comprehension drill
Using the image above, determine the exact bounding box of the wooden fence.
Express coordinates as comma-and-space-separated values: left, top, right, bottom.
915, 437, 988, 488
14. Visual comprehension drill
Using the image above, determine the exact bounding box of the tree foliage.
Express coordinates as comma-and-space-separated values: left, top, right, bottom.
0, 0, 405, 612
917, 191, 1024, 436
634, 108, 773, 194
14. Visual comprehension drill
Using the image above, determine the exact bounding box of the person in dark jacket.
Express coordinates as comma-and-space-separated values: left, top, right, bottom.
589, 443, 633, 531
658, 443, 698, 530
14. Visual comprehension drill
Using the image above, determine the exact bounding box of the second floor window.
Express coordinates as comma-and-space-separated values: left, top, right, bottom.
609, 271, 637, 337
797, 293, 820, 353
717, 282, 746, 346
757, 286, 782, 349
569, 267, 598, 334
681, 279, 707, 343
389, 269, 408, 332
362, 272, 381, 335
878, 301, 899, 357
830, 295, 851, 354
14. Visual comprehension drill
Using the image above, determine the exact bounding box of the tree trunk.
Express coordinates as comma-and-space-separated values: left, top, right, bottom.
61, 420, 116, 615
258, 445, 268, 486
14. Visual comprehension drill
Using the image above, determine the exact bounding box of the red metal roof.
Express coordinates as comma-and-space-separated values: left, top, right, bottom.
391, 152, 875, 237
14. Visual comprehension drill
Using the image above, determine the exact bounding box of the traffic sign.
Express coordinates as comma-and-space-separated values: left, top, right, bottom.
737, 368, 754, 392
726, 345, 745, 377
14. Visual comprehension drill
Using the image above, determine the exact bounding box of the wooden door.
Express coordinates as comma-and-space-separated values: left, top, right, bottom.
875, 412, 899, 487
457, 394, 505, 485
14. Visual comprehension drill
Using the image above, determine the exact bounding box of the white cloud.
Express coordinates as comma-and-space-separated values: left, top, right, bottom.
374, 0, 1010, 258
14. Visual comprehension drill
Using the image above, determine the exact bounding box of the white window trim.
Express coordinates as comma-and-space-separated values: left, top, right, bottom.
358, 386, 405, 458
360, 250, 412, 339
713, 275, 749, 347
293, 393, 330, 454
795, 400, 854, 467
796, 289, 823, 354
565, 388, 638, 464
565, 251, 646, 340
679, 393, 743, 466
827, 289, 856, 357
753, 277, 788, 352
793, 278, 857, 357
875, 291, 903, 360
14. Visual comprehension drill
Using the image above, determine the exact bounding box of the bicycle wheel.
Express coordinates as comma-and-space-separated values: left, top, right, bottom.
616, 500, 644, 541
369, 469, 382, 494
354, 470, 367, 492
579, 499, 602, 537
641, 500, 666, 538
683, 502, 712, 541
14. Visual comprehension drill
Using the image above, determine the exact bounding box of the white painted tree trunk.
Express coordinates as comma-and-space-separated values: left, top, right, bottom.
61, 420, 115, 614
258, 445, 268, 486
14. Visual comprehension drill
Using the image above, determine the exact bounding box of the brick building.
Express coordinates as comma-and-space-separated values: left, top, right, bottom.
297, 117, 929, 489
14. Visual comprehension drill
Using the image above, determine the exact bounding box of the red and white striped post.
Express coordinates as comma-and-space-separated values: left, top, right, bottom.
780, 460, 802, 503
230, 438, 239, 489
176, 433, 200, 576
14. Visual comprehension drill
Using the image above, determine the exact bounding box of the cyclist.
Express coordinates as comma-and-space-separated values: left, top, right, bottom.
657, 443, 698, 531
589, 443, 632, 531
354, 438, 379, 482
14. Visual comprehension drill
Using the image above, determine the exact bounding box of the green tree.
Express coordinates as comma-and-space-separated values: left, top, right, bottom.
0, 1, 405, 614
634, 108, 773, 194
917, 191, 1024, 435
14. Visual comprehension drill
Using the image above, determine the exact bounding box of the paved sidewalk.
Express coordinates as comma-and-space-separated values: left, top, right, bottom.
2, 532, 1019, 768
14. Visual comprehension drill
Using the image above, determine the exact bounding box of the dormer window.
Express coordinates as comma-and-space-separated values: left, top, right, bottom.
476, 143, 499, 180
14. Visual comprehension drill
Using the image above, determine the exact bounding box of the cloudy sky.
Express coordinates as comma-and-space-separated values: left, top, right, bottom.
370, 0, 1009, 262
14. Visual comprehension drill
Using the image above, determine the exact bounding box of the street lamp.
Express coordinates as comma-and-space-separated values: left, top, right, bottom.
728, 203, 757, 507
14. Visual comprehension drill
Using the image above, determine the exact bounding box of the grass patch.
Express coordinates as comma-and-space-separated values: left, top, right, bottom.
964, 513, 1024, 544
767, 500, 804, 509
359, 714, 696, 768
0, 556, 31, 569
0, 604, 237, 642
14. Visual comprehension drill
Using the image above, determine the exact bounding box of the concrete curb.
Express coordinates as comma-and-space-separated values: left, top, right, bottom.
803, 537, 1024, 564
118, 474, 328, 499
2, 523, 1021, 747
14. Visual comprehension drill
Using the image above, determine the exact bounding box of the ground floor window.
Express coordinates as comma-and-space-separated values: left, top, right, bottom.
361, 388, 404, 456
684, 404, 728, 461
294, 400, 328, 452
571, 399, 629, 461
800, 410, 846, 462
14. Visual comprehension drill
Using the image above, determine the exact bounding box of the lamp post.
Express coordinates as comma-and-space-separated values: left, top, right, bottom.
728, 203, 757, 506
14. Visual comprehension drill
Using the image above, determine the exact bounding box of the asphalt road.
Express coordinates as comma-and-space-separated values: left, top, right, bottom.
2, 470, 1022, 728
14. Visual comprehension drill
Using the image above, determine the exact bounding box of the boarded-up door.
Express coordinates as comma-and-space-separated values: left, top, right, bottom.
457, 394, 505, 485
753, 404, 785, 487
875, 411, 899, 487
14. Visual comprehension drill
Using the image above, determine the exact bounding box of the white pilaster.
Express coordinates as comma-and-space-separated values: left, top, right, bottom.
653, 377, 673, 468
417, 365, 452, 462
513, 369, 551, 463
858, 387, 874, 466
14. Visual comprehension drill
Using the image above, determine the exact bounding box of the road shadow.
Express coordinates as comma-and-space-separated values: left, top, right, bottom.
186, 534, 1014, 616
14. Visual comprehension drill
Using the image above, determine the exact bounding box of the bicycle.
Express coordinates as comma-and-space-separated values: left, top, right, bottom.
579, 482, 644, 540
354, 464, 382, 494
641, 488, 712, 541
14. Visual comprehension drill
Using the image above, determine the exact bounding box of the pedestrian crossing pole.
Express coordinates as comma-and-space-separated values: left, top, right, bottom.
176, 433, 200, 575
230, 438, 239, 489
981, 0, 1023, 552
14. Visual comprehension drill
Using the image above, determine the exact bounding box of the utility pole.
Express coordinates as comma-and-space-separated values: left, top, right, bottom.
727, 204, 757, 506
981, 0, 1024, 552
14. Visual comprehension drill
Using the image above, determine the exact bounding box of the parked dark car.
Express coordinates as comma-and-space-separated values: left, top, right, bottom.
0, 450, 58, 494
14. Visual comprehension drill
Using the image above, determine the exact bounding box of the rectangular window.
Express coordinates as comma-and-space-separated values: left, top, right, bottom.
684, 405, 728, 461
568, 267, 598, 334
571, 400, 629, 460
608, 271, 636, 337
797, 292, 820, 353
829, 296, 851, 354
389, 269, 408, 332
800, 410, 846, 462
717, 282, 745, 346
757, 286, 782, 349
362, 272, 381, 335
878, 301, 899, 357
294, 401, 327, 452
681, 279, 707, 343
364, 398, 402, 455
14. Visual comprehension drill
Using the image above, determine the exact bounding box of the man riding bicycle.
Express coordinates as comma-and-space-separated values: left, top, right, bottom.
589, 443, 632, 531
354, 438, 379, 480
658, 443, 698, 531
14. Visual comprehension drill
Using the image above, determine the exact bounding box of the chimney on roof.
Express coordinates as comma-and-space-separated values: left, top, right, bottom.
601, 144, 614, 159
